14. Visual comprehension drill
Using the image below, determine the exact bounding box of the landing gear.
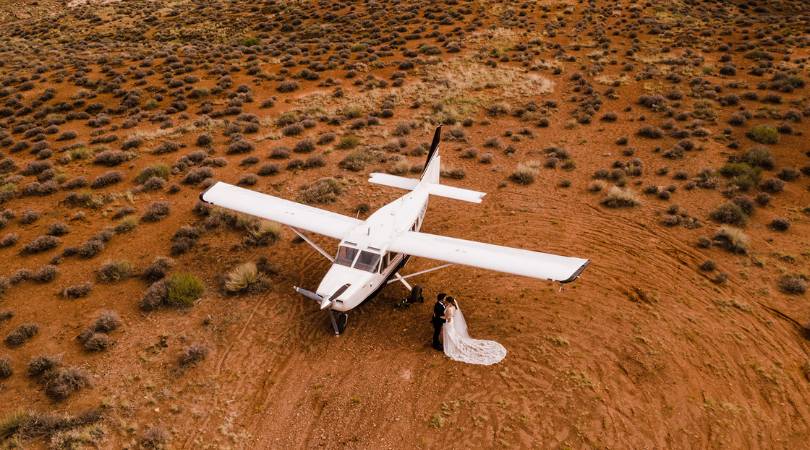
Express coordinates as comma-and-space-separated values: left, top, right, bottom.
328, 311, 349, 335
407, 285, 424, 304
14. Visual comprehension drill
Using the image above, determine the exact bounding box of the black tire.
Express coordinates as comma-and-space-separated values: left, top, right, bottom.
336, 313, 348, 334
408, 285, 424, 303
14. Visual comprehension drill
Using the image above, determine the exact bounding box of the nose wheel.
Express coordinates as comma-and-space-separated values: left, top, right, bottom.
328, 311, 349, 335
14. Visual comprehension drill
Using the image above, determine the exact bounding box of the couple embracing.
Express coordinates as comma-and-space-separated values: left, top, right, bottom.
431, 293, 506, 365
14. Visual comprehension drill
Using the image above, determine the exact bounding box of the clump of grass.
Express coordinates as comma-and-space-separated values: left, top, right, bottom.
600, 187, 640, 208
224, 262, 262, 294
509, 163, 538, 185
96, 260, 132, 283
719, 162, 761, 191
741, 147, 774, 169
135, 164, 170, 184
336, 135, 360, 150
746, 125, 779, 144
166, 273, 204, 307
298, 178, 343, 204
713, 226, 749, 254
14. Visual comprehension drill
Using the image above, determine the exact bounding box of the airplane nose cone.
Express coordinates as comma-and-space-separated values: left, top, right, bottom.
319, 298, 332, 310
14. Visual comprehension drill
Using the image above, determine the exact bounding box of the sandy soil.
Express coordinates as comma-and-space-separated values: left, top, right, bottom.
0, 0, 809, 448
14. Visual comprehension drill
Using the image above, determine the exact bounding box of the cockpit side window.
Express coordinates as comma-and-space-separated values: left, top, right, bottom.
353, 250, 381, 273
335, 246, 358, 267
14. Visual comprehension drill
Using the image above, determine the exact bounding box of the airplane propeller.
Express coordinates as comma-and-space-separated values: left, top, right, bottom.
294, 283, 351, 310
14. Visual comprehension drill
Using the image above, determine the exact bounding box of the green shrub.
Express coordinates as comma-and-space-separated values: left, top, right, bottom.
746, 125, 778, 144
166, 273, 204, 307
135, 165, 170, 184
741, 147, 774, 169
336, 135, 360, 150
719, 162, 761, 191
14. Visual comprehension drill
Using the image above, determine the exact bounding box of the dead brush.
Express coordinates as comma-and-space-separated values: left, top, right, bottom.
600, 186, 640, 208
224, 262, 266, 294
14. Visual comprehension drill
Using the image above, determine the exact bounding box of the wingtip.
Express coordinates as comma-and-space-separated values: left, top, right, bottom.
560, 259, 590, 284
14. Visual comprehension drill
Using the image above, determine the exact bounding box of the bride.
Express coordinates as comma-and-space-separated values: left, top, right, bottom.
442, 297, 507, 365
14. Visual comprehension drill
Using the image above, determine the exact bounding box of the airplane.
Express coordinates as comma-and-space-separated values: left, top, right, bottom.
200, 126, 589, 335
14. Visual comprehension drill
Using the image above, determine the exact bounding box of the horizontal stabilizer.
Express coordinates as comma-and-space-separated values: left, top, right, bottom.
368, 173, 420, 191
368, 173, 485, 204
427, 184, 485, 203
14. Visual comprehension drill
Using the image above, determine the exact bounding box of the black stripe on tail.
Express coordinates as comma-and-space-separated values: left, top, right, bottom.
421, 126, 442, 176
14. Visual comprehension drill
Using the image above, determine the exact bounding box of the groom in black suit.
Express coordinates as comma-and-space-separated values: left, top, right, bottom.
431, 293, 447, 351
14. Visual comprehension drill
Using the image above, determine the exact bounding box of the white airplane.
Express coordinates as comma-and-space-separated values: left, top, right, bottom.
200, 127, 589, 335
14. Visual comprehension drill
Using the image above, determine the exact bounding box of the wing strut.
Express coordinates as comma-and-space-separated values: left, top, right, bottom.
289, 227, 334, 262
387, 263, 454, 285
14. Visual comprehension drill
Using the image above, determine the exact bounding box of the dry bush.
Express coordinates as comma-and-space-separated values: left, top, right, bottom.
96, 260, 132, 283
178, 343, 208, 368
710, 202, 747, 226
244, 221, 280, 247
141, 202, 170, 222
90, 171, 122, 189
0, 357, 11, 379
298, 178, 343, 204
138, 426, 169, 449
21, 235, 59, 255
600, 187, 640, 208
509, 163, 538, 185
778, 275, 807, 295
713, 226, 749, 254
0, 408, 103, 445
43, 367, 90, 401
61, 283, 92, 299
4, 323, 38, 347
224, 262, 262, 294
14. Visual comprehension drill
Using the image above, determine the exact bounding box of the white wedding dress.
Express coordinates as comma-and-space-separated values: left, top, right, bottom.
442, 304, 507, 365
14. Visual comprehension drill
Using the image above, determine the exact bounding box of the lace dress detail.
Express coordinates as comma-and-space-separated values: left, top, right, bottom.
442, 305, 506, 365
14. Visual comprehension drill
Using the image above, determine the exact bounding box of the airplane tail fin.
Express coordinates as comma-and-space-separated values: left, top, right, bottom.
369, 126, 485, 203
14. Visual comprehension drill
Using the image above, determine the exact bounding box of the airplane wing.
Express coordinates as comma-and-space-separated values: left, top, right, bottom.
200, 182, 361, 240
388, 231, 589, 283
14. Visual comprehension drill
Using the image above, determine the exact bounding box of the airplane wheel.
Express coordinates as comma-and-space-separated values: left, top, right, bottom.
336, 313, 348, 334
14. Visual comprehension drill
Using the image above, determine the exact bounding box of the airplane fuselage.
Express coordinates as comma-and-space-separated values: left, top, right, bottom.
315, 187, 429, 312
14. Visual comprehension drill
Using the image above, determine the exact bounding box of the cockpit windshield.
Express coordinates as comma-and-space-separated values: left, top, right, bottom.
335, 246, 358, 267
353, 250, 381, 273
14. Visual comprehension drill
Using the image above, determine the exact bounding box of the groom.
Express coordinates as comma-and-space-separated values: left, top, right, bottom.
431, 293, 447, 351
